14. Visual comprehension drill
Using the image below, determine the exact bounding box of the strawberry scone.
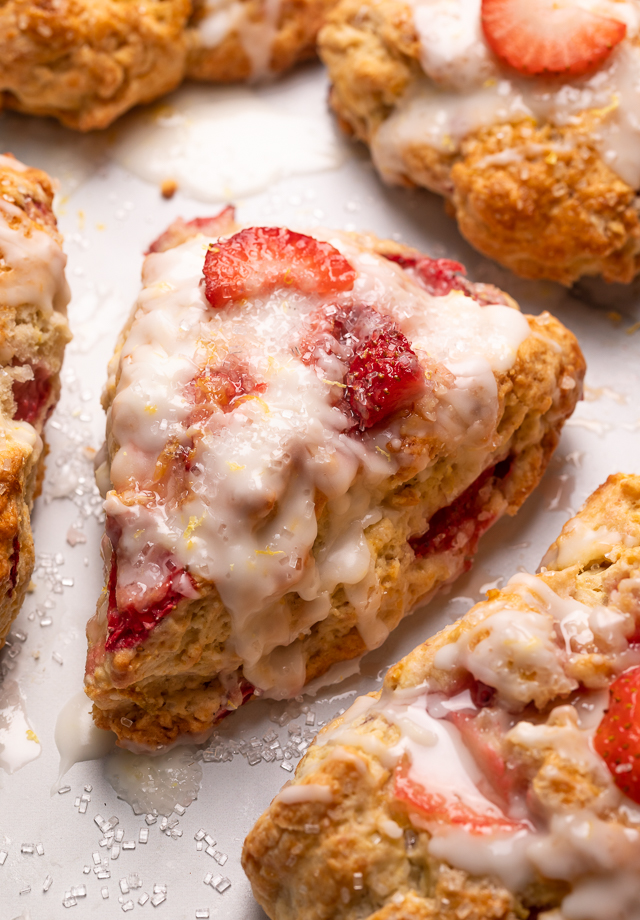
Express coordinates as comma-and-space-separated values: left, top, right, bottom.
0, 0, 336, 130
186, 0, 335, 82
0, 154, 72, 647
0, 0, 191, 131
84, 209, 584, 749
319, 0, 640, 284
243, 473, 640, 920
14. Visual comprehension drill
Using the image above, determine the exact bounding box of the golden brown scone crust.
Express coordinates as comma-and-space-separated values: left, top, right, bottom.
318, 0, 640, 285
186, 0, 335, 81
0, 155, 71, 646
242, 474, 640, 920
0, 0, 191, 131
84, 224, 584, 749
0, 0, 337, 129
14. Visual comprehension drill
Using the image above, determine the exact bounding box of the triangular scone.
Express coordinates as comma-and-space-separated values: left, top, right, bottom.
84, 213, 584, 748
0, 155, 71, 649
243, 473, 640, 920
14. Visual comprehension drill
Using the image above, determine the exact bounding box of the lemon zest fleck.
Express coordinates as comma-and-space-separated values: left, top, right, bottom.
227, 461, 246, 471
376, 446, 390, 459
26, 729, 39, 743
255, 548, 285, 556
322, 379, 347, 389
184, 514, 205, 545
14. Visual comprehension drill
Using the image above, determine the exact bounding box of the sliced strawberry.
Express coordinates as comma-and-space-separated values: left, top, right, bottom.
346, 328, 425, 428
202, 227, 356, 309
385, 252, 510, 306
147, 205, 237, 254
594, 666, 640, 803
410, 457, 512, 560
481, 0, 626, 78
393, 760, 525, 834
448, 709, 522, 805
189, 361, 266, 424
12, 364, 52, 426
386, 253, 467, 297
105, 552, 198, 651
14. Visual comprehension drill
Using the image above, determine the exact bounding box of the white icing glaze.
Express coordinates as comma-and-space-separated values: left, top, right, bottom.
53, 690, 116, 790
542, 519, 625, 569
428, 827, 535, 889
434, 571, 640, 704
105, 229, 529, 697
196, 0, 283, 79
372, 0, 640, 190
113, 86, 345, 203
275, 783, 333, 804
0, 199, 70, 317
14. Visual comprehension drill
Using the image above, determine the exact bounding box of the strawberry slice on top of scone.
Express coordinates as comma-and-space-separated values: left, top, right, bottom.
85, 209, 584, 750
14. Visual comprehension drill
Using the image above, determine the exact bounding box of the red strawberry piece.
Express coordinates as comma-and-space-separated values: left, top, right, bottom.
12, 364, 52, 426
594, 666, 640, 803
147, 205, 237, 254
481, 0, 626, 78
410, 457, 512, 559
189, 362, 266, 423
385, 252, 511, 306
105, 552, 198, 651
202, 227, 356, 309
386, 253, 467, 297
345, 327, 425, 428
447, 708, 524, 805
393, 759, 526, 834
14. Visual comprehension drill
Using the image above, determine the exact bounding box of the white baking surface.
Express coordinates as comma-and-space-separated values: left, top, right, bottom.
0, 62, 639, 919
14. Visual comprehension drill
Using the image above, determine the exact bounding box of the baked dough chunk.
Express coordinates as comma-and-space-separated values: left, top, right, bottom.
0, 154, 72, 646
243, 473, 640, 920
0, 0, 336, 130
84, 210, 584, 749
0, 0, 191, 131
186, 0, 335, 82
319, 0, 640, 284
